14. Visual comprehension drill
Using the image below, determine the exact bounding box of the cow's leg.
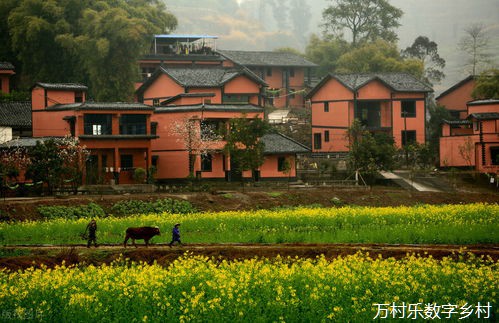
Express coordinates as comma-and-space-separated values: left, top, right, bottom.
124, 235, 129, 248
132, 239, 137, 248
145, 239, 149, 247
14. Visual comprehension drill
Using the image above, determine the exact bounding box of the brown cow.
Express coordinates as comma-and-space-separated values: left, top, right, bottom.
123, 226, 161, 248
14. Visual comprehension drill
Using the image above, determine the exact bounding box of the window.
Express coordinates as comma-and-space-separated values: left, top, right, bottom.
356, 101, 381, 128
75, 91, 83, 103
278, 156, 287, 172
152, 98, 160, 106
401, 100, 416, 118
84, 114, 112, 135
324, 130, 330, 142
152, 155, 159, 167
201, 154, 212, 172
289, 68, 295, 77
324, 102, 329, 112
491, 147, 499, 165
313, 133, 322, 150
266, 68, 272, 77
120, 114, 147, 135
222, 94, 249, 104
401, 130, 417, 147
120, 155, 133, 170
151, 122, 158, 135
201, 120, 225, 140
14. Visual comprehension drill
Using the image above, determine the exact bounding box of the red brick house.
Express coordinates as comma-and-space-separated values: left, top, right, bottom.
0, 62, 15, 94
306, 73, 432, 154
440, 99, 499, 174
31, 82, 156, 184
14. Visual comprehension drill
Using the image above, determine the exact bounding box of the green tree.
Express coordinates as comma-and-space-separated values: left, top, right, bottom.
346, 119, 396, 182
224, 116, 270, 182
3, 0, 177, 98
472, 69, 499, 99
25, 139, 65, 195
305, 34, 349, 76
426, 103, 452, 167
322, 0, 403, 46
458, 23, 492, 75
335, 40, 423, 77
401, 36, 446, 85
58, 0, 177, 101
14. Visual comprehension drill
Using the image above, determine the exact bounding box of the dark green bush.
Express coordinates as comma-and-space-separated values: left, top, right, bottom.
110, 198, 196, 216
38, 203, 105, 219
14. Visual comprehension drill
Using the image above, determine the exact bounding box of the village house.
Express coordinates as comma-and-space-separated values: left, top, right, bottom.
306, 73, 432, 155
136, 64, 308, 182
0, 62, 15, 94
31, 82, 156, 185
136, 35, 317, 109
435, 75, 476, 120
439, 99, 499, 174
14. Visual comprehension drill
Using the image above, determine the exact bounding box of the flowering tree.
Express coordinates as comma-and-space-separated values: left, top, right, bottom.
170, 117, 222, 178
58, 136, 90, 193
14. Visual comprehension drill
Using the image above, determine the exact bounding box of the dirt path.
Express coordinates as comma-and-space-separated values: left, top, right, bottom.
2, 243, 498, 270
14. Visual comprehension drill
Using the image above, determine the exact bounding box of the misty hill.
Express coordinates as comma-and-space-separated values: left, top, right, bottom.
165, 0, 499, 94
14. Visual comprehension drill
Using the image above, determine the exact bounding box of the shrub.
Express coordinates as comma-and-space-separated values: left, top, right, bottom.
110, 198, 196, 216
37, 203, 105, 219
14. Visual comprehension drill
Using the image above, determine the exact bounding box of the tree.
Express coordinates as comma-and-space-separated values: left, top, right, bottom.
346, 119, 396, 182
426, 103, 452, 167
58, 0, 177, 101
224, 116, 270, 182
321, 0, 403, 46
335, 40, 423, 77
4, 0, 177, 98
472, 69, 499, 99
402, 36, 446, 85
170, 117, 222, 178
305, 34, 349, 76
458, 23, 491, 75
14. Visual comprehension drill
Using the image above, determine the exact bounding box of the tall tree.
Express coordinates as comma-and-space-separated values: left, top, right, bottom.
402, 36, 446, 85
224, 116, 270, 181
4, 0, 176, 98
335, 40, 423, 77
321, 0, 403, 46
305, 34, 349, 76
471, 69, 499, 100
458, 23, 491, 75
426, 103, 452, 167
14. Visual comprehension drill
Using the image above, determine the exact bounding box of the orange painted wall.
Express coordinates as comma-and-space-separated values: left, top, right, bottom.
142, 74, 184, 105
357, 81, 391, 99
260, 155, 296, 178
392, 99, 426, 147
188, 88, 222, 103
437, 79, 475, 113
224, 75, 260, 94
439, 135, 478, 167
32, 110, 73, 137
199, 153, 226, 178
1, 76, 10, 93
468, 103, 499, 114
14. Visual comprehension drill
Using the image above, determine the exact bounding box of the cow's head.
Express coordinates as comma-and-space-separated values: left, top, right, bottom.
153, 226, 160, 235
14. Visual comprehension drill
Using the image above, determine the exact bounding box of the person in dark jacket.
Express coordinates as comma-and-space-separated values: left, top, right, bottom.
85, 219, 98, 248
169, 223, 182, 247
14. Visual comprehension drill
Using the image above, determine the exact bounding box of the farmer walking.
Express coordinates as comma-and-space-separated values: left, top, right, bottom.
85, 219, 98, 248
169, 223, 182, 247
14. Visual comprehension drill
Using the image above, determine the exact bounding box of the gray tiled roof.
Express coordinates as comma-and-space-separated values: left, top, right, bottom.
219, 50, 318, 67
333, 73, 433, 92
468, 99, 499, 106
0, 101, 31, 127
155, 103, 264, 113
34, 82, 88, 91
442, 119, 472, 125
468, 112, 499, 120
262, 133, 310, 154
0, 62, 15, 70
0, 137, 57, 148
47, 102, 154, 111
162, 66, 265, 87
308, 73, 432, 98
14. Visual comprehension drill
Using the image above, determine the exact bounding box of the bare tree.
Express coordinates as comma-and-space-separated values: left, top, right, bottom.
458, 23, 491, 75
